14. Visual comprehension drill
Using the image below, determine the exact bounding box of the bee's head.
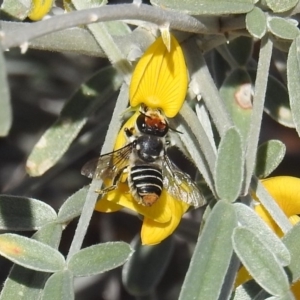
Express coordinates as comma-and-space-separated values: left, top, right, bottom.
136, 105, 169, 137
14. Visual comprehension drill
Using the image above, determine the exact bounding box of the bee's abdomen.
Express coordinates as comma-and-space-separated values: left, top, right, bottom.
129, 165, 163, 206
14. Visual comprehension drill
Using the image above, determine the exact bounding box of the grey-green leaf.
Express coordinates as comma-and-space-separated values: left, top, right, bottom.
246, 7, 267, 39
179, 201, 237, 300
26, 66, 123, 176
0, 233, 65, 272
265, 292, 297, 300
248, 70, 293, 128
0, 223, 63, 300
215, 128, 243, 202
219, 68, 253, 144
251, 177, 292, 234
255, 140, 286, 178
234, 203, 290, 266
287, 36, 300, 137
122, 236, 174, 296
57, 186, 88, 223
68, 242, 133, 277
150, 0, 254, 15
232, 227, 290, 296
266, 0, 298, 12
283, 223, 300, 283
0, 267, 49, 300
227, 36, 253, 66
32, 223, 63, 249
42, 270, 74, 300
233, 280, 265, 300
268, 17, 299, 40
0, 195, 57, 230
0, 46, 12, 136
1, 0, 31, 20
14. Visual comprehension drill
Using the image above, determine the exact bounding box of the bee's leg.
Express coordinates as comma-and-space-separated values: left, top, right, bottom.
125, 127, 136, 137
95, 167, 126, 194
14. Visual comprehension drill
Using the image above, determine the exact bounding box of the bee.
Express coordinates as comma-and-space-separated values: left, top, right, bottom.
81, 104, 206, 208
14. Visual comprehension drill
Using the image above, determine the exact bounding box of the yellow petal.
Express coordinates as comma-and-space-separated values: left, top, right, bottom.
235, 266, 252, 287
106, 183, 172, 224
289, 215, 300, 225
261, 176, 300, 216
291, 280, 300, 299
95, 198, 122, 213
28, 0, 53, 21
130, 35, 188, 118
141, 195, 189, 245
253, 176, 300, 236
254, 204, 283, 237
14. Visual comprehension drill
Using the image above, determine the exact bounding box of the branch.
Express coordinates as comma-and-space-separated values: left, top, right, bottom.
0, 4, 219, 49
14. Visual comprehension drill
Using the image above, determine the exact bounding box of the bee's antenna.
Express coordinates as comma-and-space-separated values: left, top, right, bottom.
169, 127, 183, 134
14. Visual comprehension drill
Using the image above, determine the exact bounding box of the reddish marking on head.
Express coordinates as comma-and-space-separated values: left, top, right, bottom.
145, 115, 167, 131
142, 194, 159, 206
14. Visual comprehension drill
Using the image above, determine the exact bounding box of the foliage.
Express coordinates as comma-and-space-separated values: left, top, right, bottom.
0, 0, 300, 299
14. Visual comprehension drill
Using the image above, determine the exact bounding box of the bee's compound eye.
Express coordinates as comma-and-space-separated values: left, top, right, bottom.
136, 114, 146, 133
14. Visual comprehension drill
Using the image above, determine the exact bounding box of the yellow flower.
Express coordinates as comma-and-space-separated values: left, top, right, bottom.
129, 34, 188, 118
94, 111, 190, 245
28, 0, 53, 21
236, 176, 300, 297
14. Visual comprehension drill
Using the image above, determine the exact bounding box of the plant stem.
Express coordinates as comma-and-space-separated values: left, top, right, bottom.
1, 4, 217, 49
66, 83, 129, 261
244, 35, 273, 192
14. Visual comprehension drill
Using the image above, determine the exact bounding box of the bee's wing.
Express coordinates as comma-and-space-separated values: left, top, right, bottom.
162, 154, 207, 208
81, 143, 134, 180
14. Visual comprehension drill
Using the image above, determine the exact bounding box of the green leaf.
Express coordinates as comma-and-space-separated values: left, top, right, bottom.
68, 242, 133, 277
232, 227, 290, 296
0, 233, 65, 272
179, 201, 237, 300
265, 292, 297, 300
32, 223, 63, 249
234, 203, 290, 266
227, 36, 253, 66
1, 0, 30, 20
150, 0, 253, 15
233, 280, 265, 300
268, 17, 299, 40
0, 224, 63, 300
283, 223, 300, 283
251, 178, 292, 234
220, 68, 253, 144
69, 0, 106, 9
26, 66, 123, 176
255, 140, 286, 178
248, 70, 293, 128
57, 186, 88, 223
215, 128, 243, 202
105, 21, 131, 36
0, 46, 11, 136
122, 236, 174, 296
0, 267, 49, 300
246, 7, 267, 39
287, 36, 300, 137
266, 0, 298, 12
0, 195, 57, 230
42, 270, 74, 300
243, 36, 273, 191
